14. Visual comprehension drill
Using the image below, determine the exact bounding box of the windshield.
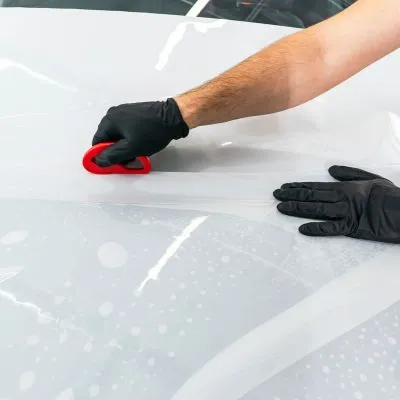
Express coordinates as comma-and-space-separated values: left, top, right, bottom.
1, 0, 356, 27
0, 0, 195, 15
200, 0, 356, 27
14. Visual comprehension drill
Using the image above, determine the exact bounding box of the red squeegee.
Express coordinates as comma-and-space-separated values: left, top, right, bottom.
82, 142, 151, 175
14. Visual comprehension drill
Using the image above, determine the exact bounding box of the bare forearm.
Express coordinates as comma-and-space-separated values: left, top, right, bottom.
175, 28, 323, 128
175, 0, 400, 129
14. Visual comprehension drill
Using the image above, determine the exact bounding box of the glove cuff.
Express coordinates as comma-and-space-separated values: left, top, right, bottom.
166, 98, 190, 139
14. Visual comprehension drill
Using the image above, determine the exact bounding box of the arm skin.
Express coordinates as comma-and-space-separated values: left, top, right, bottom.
174, 0, 400, 129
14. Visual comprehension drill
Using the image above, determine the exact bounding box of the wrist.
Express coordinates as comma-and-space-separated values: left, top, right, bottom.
173, 93, 203, 130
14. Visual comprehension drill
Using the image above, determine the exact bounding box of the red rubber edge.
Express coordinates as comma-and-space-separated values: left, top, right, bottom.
82, 142, 151, 175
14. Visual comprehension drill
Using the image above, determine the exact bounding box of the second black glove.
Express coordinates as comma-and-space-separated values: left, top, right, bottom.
273, 165, 400, 243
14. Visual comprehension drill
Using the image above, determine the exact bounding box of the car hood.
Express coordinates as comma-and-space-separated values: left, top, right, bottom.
1, 8, 400, 400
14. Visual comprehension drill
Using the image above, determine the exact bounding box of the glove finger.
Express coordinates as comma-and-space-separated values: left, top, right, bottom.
281, 181, 336, 191
328, 165, 385, 182
277, 201, 348, 220
92, 115, 122, 146
94, 139, 135, 167
273, 188, 341, 203
299, 220, 349, 236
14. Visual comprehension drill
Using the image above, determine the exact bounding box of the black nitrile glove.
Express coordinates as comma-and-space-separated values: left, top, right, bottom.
92, 98, 189, 166
273, 165, 400, 243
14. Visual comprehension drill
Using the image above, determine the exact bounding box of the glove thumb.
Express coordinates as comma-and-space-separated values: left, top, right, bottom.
94, 139, 136, 167
328, 165, 385, 182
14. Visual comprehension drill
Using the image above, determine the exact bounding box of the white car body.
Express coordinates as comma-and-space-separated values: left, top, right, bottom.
0, 8, 400, 400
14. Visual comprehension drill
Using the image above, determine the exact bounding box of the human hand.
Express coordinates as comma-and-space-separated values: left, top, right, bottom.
92, 98, 189, 167
273, 165, 400, 243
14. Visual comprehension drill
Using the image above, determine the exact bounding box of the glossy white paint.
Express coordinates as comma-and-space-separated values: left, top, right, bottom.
172, 247, 400, 399
0, 8, 400, 400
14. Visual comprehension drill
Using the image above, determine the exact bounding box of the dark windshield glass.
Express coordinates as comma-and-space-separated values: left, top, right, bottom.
1, 0, 356, 27
199, 0, 356, 28
0, 0, 194, 15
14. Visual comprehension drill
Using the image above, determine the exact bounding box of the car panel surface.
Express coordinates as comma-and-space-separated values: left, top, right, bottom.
0, 8, 400, 400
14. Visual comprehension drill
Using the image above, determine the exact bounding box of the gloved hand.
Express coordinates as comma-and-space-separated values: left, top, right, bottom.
273, 165, 400, 243
92, 98, 189, 166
